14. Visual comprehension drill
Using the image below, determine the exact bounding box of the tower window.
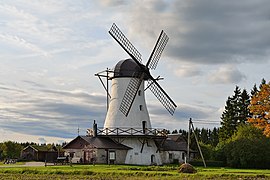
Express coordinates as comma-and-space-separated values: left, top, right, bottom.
139, 105, 143, 111
138, 90, 141, 96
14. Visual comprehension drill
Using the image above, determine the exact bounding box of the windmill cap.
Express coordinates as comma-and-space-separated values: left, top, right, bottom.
113, 59, 149, 79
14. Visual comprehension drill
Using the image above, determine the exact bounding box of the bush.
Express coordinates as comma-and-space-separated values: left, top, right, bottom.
219, 125, 270, 168
189, 160, 225, 167
225, 138, 270, 169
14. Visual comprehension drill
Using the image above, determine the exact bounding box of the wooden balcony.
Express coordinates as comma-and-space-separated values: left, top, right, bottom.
87, 127, 167, 138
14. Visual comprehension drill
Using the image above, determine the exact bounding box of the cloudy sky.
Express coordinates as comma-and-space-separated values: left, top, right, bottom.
1, 0, 270, 144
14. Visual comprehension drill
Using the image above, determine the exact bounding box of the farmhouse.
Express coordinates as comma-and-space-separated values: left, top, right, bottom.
63, 135, 131, 164
63, 126, 194, 165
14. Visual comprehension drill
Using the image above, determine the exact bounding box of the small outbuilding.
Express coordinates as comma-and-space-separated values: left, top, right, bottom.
21, 145, 61, 162
159, 134, 196, 164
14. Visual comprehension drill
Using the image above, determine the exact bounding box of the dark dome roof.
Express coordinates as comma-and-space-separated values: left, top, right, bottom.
113, 59, 143, 78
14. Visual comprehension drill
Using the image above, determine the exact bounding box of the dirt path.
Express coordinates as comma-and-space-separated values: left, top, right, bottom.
0, 161, 48, 168
24, 162, 45, 166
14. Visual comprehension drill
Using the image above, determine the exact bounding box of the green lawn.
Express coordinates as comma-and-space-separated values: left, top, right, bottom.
0, 164, 270, 179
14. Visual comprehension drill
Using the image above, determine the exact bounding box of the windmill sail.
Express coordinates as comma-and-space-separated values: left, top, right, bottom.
119, 72, 144, 116
109, 23, 142, 64
147, 79, 177, 115
146, 30, 169, 70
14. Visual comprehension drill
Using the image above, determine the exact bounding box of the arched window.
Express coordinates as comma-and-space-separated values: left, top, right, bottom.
139, 105, 143, 111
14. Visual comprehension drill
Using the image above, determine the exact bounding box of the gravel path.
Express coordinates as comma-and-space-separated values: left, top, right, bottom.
24, 162, 45, 166
0, 161, 48, 168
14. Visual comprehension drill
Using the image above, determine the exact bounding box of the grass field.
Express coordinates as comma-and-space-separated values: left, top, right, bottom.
1, 164, 270, 179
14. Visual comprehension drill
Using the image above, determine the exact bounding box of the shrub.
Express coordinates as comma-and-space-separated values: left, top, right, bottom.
221, 125, 270, 169
189, 160, 225, 167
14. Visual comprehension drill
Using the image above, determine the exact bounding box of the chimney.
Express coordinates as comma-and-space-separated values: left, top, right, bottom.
93, 120, 97, 137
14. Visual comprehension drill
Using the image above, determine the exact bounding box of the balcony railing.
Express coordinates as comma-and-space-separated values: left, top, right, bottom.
87, 127, 167, 137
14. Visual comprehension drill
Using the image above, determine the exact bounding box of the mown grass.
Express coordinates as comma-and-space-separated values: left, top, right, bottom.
0, 164, 270, 179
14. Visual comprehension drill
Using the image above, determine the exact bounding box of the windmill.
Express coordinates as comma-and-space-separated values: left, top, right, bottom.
108, 23, 177, 117
96, 23, 177, 165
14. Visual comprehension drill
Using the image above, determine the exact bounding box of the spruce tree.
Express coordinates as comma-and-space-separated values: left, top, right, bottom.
210, 127, 219, 146
259, 78, 266, 89
201, 128, 209, 144
239, 89, 250, 122
219, 86, 250, 142
251, 84, 258, 96
219, 96, 235, 142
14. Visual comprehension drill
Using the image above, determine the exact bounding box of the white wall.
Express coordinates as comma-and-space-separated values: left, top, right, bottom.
116, 137, 162, 165
104, 78, 151, 129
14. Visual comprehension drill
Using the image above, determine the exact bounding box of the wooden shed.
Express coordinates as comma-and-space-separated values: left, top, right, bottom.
21, 145, 61, 162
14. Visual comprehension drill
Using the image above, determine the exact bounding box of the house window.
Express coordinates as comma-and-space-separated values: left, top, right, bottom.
169, 153, 173, 160
182, 152, 185, 160
109, 151, 116, 165
109, 151, 115, 160
69, 152, 74, 158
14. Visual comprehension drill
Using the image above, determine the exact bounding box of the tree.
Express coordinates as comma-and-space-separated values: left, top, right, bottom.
251, 84, 258, 96
198, 142, 214, 160
0, 141, 23, 159
232, 124, 265, 140
259, 78, 266, 89
171, 129, 178, 134
219, 86, 240, 141
224, 125, 270, 169
248, 81, 270, 137
239, 89, 250, 121
219, 86, 250, 142
200, 128, 209, 144
209, 127, 219, 147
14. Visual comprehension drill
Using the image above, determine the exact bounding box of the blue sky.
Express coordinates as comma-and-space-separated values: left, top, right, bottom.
1, 0, 270, 144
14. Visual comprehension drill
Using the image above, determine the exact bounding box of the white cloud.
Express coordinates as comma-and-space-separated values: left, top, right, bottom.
148, 102, 221, 130
0, 34, 48, 56
173, 64, 202, 77
0, 83, 106, 139
208, 65, 246, 84
0, 128, 71, 144
0, 4, 37, 21
99, 0, 127, 7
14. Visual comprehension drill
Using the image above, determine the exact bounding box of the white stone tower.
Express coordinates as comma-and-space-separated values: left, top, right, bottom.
103, 59, 160, 165
104, 59, 151, 130
96, 23, 177, 165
